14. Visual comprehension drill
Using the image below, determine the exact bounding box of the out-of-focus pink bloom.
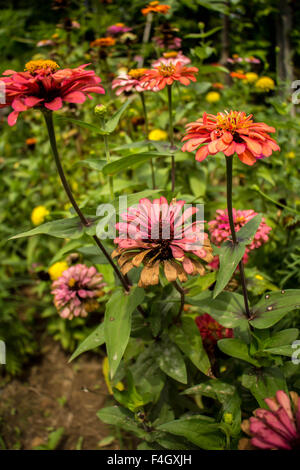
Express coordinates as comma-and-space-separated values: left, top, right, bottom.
112, 197, 213, 287
152, 51, 191, 67
245, 56, 261, 64
0, 60, 105, 126
240, 390, 300, 450
71, 20, 80, 29
107, 23, 132, 35
51, 264, 106, 319
227, 55, 260, 64
208, 209, 272, 268
112, 68, 150, 95
153, 35, 182, 50
37, 39, 55, 47
195, 313, 233, 347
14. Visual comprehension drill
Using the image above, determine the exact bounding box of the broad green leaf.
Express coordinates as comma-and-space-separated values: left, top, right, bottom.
169, 317, 211, 376
10, 216, 86, 240
264, 329, 299, 348
113, 371, 150, 412
198, 64, 229, 74
50, 239, 83, 264
213, 215, 262, 298
263, 345, 295, 357
242, 367, 288, 408
157, 338, 187, 384
77, 245, 110, 264
102, 152, 170, 176
250, 290, 300, 329
184, 271, 216, 296
102, 97, 136, 134
69, 322, 104, 362
185, 26, 222, 39
157, 417, 225, 450
217, 338, 260, 366
97, 406, 148, 439
104, 287, 145, 379
55, 115, 101, 133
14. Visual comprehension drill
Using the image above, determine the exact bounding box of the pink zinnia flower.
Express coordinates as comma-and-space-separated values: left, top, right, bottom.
0, 60, 105, 126
51, 264, 106, 320
181, 111, 280, 166
240, 390, 300, 450
112, 197, 213, 287
152, 51, 191, 67
208, 208, 271, 268
140, 62, 198, 91
195, 313, 233, 346
112, 68, 150, 95
107, 23, 132, 35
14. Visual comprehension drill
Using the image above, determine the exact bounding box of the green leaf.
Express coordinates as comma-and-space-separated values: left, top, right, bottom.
157, 338, 187, 384
250, 290, 300, 329
264, 329, 299, 348
169, 317, 211, 376
102, 97, 136, 134
9, 216, 86, 240
69, 322, 104, 362
242, 367, 288, 408
97, 406, 148, 439
102, 152, 170, 176
113, 371, 150, 412
104, 287, 145, 379
157, 417, 225, 450
50, 239, 83, 264
185, 26, 222, 39
217, 338, 260, 366
263, 345, 295, 357
213, 214, 262, 298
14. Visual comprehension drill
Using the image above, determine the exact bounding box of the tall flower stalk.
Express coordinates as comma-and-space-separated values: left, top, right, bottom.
167, 84, 175, 192
225, 155, 251, 318
140, 91, 156, 189
103, 132, 114, 200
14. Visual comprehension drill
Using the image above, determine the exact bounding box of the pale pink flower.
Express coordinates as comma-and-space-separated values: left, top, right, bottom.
51, 264, 106, 319
152, 51, 191, 67
107, 23, 132, 35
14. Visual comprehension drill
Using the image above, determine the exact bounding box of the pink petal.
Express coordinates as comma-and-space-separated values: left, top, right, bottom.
45, 97, 63, 111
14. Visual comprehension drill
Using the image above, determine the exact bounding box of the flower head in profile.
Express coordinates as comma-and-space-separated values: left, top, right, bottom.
141, 1, 170, 15
255, 76, 275, 92
152, 51, 191, 68
195, 313, 233, 349
0, 60, 105, 126
181, 111, 280, 166
239, 390, 300, 450
90, 37, 116, 47
51, 264, 106, 319
112, 68, 149, 95
31, 205, 49, 225
106, 23, 132, 36
140, 62, 198, 90
208, 208, 271, 267
112, 197, 213, 287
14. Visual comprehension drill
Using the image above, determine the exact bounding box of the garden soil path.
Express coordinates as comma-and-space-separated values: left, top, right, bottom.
0, 338, 118, 450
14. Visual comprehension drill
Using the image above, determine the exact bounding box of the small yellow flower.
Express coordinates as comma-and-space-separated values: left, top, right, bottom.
205, 91, 221, 103
148, 129, 168, 141
286, 151, 296, 159
31, 205, 49, 226
71, 181, 78, 192
255, 76, 275, 92
244, 72, 258, 83
48, 261, 68, 281
102, 357, 125, 395
223, 413, 233, 425
255, 274, 264, 281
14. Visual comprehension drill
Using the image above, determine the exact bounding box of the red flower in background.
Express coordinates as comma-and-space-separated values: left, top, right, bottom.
140, 62, 198, 90
195, 314, 233, 348
182, 110, 280, 166
0, 60, 105, 126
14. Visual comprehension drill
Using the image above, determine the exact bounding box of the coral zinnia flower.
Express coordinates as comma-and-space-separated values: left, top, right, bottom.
195, 314, 233, 347
230, 71, 247, 80
51, 264, 106, 319
140, 62, 198, 91
141, 1, 170, 15
152, 51, 191, 67
181, 111, 280, 166
239, 390, 300, 450
90, 37, 116, 47
112, 68, 149, 95
112, 197, 213, 288
0, 60, 105, 126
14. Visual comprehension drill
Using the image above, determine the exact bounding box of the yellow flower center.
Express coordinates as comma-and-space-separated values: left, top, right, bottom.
68, 278, 76, 287
128, 68, 148, 79
115, 23, 125, 27
216, 111, 252, 132
25, 59, 60, 74
163, 51, 178, 58
157, 63, 176, 76
235, 216, 245, 223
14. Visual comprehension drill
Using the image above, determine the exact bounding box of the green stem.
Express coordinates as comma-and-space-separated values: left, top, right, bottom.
167, 85, 175, 192
43, 110, 129, 292
140, 92, 156, 189
103, 133, 114, 200
173, 281, 185, 323
225, 156, 251, 318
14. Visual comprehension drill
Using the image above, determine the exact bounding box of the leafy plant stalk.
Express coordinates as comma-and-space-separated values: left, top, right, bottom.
225, 155, 251, 318
103, 132, 114, 200
167, 84, 175, 192
140, 91, 156, 189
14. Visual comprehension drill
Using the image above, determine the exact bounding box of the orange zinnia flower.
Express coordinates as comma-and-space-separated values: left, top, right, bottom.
230, 71, 247, 80
181, 111, 280, 166
140, 62, 198, 91
90, 37, 116, 48
141, 1, 170, 15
